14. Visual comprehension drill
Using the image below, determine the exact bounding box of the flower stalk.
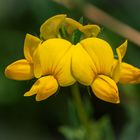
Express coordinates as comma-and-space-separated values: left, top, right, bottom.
71, 83, 89, 128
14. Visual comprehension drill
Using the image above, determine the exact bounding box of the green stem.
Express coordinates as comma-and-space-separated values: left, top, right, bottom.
71, 83, 89, 128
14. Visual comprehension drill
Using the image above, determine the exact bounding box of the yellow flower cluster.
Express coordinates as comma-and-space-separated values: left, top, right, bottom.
5, 15, 140, 103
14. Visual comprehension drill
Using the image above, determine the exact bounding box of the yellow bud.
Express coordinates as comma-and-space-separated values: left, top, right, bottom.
5, 59, 34, 80
119, 62, 140, 84
91, 75, 120, 103
40, 14, 66, 40
79, 24, 100, 37
64, 18, 82, 35
24, 76, 58, 101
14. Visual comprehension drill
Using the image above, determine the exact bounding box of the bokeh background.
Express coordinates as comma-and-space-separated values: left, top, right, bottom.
1, 0, 140, 140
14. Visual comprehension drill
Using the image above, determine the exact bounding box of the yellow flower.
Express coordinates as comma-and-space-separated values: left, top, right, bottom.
24, 38, 75, 101
6, 14, 101, 101
118, 62, 140, 84
5, 34, 41, 80
5, 59, 34, 80
24, 76, 58, 101
5, 14, 140, 103
71, 38, 127, 103
111, 41, 140, 84
40, 14, 67, 40
111, 40, 128, 83
40, 14, 100, 40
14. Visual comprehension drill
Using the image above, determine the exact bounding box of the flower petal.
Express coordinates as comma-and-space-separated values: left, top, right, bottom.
34, 39, 72, 77
91, 75, 120, 103
116, 40, 128, 61
71, 43, 96, 85
64, 18, 82, 34
24, 76, 58, 101
32, 45, 43, 78
110, 59, 120, 83
111, 40, 127, 82
55, 47, 76, 86
24, 33, 41, 63
40, 14, 66, 40
80, 38, 114, 75
24, 81, 39, 97
119, 62, 140, 84
79, 24, 100, 37
5, 59, 34, 80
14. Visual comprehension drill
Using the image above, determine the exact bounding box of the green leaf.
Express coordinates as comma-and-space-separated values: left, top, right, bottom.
71, 29, 83, 44
79, 17, 84, 24
59, 126, 85, 140
85, 116, 115, 140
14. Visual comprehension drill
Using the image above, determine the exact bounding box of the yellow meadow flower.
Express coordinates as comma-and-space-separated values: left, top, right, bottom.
23, 14, 101, 101
40, 14, 100, 40
71, 38, 128, 103
5, 14, 140, 103
5, 37, 76, 101
111, 41, 140, 84
5, 34, 41, 80
71, 37, 140, 103
114, 61, 140, 84
24, 38, 75, 101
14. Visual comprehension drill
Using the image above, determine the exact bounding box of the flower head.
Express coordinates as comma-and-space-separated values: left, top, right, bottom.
5, 34, 41, 80
33, 38, 75, 86
24, 38, 77, 101
4, 14, 140, 103
5, 59, 34, 80
71, 38, 128, 103
40, 14, 100, 41
119, 62, 140, 84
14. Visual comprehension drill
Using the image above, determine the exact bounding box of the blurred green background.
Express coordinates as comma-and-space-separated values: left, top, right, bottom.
1, 0, 140, 140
